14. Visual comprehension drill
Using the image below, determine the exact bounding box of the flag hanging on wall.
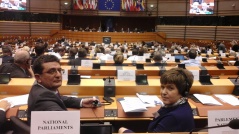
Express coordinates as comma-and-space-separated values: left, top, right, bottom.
73, 0, 98, 10
98, 0, 121, 11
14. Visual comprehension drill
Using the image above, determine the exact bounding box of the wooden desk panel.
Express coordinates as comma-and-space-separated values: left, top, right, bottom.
0, 79, 234, 95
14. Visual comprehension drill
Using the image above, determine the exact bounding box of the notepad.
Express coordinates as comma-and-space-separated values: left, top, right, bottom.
1, 94, 29, 107
214, 94, 239, 106
193, 94, 222, 106
118, 97, 147, 112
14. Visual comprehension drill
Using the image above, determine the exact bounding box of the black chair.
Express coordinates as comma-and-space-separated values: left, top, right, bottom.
10, 116, 30, 134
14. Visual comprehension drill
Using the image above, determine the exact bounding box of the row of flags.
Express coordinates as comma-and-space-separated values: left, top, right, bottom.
73, 0, 146, 11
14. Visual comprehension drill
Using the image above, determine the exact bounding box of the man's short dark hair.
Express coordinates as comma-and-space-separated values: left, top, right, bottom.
153, 52, 163, 62
188, 49, 197, 59
33, 55, 60, 74
78, 48, 87, 58
2, 45, 12, 54
35, 43, 46, 56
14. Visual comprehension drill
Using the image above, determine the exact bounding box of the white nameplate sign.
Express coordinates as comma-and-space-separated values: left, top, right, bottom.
62, 68, 68, 81
189, 70, 199, 80
81, 60, 93, 67
208, 109, 239, 134
31, 111, 80, 134
117, 70, 135, 81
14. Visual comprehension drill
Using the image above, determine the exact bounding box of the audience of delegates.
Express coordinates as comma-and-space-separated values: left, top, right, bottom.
0, 45, 14, 64
113, 52, 128, 66
119, 68, 195, 133
27, 55, 97, 124
0, 50, 34, 78
0, 100, 11, 133
68, 48, 89, 66
231, 40, 239, 52
180, 49, 201, 67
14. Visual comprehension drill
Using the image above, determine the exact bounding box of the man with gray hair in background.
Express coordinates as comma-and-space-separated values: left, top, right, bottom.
0, 50, 34, 78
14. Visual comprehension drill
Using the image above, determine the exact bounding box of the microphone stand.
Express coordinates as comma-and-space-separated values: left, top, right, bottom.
189, 124, 229, 134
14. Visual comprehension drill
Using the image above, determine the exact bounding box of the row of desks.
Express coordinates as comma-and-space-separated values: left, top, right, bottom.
61, 66, 239, 76
4, 95, 239, 120
0, 78, 235, 95
60, 59, 225, 66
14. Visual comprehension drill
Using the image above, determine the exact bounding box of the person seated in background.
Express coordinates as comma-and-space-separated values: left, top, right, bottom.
112, 52, 128, 66
68, 47, 78, 59
0, 45, 14, 63
231, 40, 239, 52
127, 49, 139, 61
217, 41, 226, 53
68, 48, 89, 66
180, 49, 201, 66
51, 47, 66, 59
147, 51, 165, 66
27, 55, 97, 124
99, 48, 113, 61
31, 42, 46, 64
119, 68, 195, 133
0, 50, 34, 78
0, 100, 11, 133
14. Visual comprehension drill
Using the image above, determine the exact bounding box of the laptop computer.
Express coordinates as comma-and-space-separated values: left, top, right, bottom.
178, 64, 185, 69
67, 74, 81, 85
136, 74, 148, 85
136, 64, 144, 70
199, 75, 213, 85
92, 63, 101, 69
174, 55, 185, 60
80, 123, 112, 134
0, 73, 11, 84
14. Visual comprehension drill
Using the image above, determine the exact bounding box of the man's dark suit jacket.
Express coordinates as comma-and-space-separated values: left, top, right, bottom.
0, 63, 31, 78
27, 84, 82, 124
0, 110, 6, 128
0, 55, 14, 64
68, 57, 90, 66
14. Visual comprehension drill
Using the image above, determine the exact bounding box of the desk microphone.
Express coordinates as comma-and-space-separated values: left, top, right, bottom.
189, 119, 239, 134
160, 57, 169, 69
235, 75, 239, 82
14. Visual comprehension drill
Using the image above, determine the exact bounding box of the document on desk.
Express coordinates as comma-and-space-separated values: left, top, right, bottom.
193, 94, 222, 106
118, 97, 147, 112
1, 94, 29, 107
214, 94, 239, 106
136, 93, 164, 107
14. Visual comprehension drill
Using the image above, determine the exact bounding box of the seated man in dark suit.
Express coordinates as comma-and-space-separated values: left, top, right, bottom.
67, 47, 78, 59
31, 42, 46, 65
68, 48, 89, 66
0, 100, 11, 133
0, 45, 14, 64
27, 55, 97, 124
0, 50, 34, 78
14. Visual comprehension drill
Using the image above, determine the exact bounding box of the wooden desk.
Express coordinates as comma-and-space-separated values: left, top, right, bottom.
60, 59, 224, 66
61, 65, 239, 77
0, 79, 235, 95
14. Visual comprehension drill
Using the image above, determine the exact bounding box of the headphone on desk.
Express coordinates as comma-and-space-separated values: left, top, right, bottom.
177, 70, 190, 97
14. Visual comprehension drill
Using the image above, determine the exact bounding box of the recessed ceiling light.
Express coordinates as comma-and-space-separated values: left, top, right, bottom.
64, 2, 68, 5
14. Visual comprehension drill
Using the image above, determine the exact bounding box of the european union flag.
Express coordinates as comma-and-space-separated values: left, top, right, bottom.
99, 0, 120, 11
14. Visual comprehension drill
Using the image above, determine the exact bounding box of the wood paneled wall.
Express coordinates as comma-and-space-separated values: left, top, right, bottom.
54, 30, 165, 43
156, 25, 239, 40
0, 21, 60, 36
